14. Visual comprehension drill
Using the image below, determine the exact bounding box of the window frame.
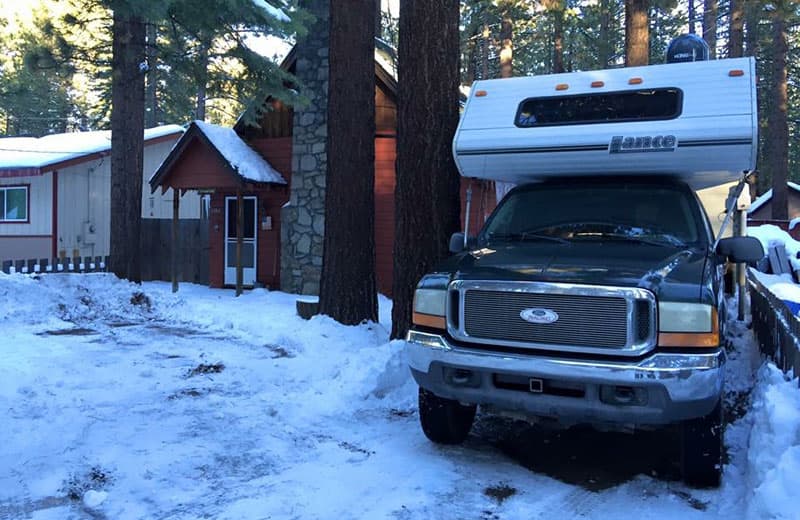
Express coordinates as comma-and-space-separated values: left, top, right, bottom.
0, 184, 31, 224
514, 88, 684, 129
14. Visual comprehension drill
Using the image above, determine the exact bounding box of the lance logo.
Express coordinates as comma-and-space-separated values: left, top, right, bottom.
609, 135, 677, 154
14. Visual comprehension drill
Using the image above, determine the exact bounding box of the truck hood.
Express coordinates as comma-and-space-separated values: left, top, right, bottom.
444, 241, 710, 301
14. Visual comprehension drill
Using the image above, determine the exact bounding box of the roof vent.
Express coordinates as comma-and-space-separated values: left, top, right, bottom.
666, 34, 710, 63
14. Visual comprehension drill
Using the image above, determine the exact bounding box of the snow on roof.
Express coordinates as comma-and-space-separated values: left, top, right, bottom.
0, 125, 184, 171
252, 0, 290, 22
748, 182, 800, 214
193, 120, 286, 184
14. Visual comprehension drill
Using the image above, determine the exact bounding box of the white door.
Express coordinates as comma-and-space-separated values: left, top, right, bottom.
224, 196, 257, 286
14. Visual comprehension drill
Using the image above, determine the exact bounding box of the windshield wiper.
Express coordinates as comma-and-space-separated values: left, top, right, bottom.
575, 232, 686, 247
486, 231, 570, 245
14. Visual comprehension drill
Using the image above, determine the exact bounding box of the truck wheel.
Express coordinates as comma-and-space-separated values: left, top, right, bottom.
681, 401, 723, 488
418, 387, 476, 445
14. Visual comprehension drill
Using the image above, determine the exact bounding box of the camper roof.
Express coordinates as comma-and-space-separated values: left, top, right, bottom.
453, 57, 757, 190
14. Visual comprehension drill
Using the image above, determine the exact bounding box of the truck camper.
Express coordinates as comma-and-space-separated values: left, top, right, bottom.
453, 57, 757, 190
406, 56, 764, 488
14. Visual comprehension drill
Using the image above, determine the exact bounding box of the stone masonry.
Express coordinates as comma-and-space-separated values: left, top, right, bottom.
280, 0, 329, 295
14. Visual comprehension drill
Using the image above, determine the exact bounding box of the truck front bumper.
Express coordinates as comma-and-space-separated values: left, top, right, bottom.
406, 331, 724, 426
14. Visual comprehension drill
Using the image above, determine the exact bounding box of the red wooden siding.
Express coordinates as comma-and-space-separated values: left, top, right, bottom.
375, 137, 396, 296
160, 136, 243, 192
208, 186, 287, 289
460, 179, 497, 238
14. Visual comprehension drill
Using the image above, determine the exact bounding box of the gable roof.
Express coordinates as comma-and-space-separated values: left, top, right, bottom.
748, 182, 800, 214
149, 120, 286, 193
0, 125, 184, 178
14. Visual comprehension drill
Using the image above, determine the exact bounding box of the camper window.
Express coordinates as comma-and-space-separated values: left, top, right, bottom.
515, 88, 682, 128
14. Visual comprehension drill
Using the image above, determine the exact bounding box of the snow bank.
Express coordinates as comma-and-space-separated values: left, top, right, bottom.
749, 224, 800, 271
744, 364, 800, 520
751, 271, 800, 308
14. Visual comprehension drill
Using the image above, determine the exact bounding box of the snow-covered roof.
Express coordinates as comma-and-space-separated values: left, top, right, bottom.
0, 125, 184, 176
748, 182, 800, 214
252, 0, 290, 23
193, 121, 286, 185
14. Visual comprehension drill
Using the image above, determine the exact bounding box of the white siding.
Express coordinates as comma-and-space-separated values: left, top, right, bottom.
57, 157, 111, 259
0, 173, 53, 236
142, 139, 201, 220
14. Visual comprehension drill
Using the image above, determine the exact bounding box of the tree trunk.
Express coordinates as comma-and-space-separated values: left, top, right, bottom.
744, 0, 760, 57
728, 0, 744, 58
688, 0, 696, 34
598, 0, 612, 68
109, 8, 146, 283
392, 0, 461, 339
318, 0, 378, 325
703, 0, 717, 58
375, 0, 382, 39
625, 0, 649, 66
552, 7, 565, 73
145, 22, 158, 128
768, 8, 789, 220
196, 42, 209, 121
499, 15, 513, 78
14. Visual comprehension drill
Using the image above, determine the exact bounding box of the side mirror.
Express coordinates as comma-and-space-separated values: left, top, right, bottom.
449, 232, 465, 253
716, 236, 765, 264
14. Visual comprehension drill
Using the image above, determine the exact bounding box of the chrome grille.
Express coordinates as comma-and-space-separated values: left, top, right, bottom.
449, 280, 656, 356
464, 290, 627, 348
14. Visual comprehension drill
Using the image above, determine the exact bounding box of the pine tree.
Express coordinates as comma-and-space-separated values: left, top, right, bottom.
392, 0, 462, 339
318, 0, 378, 325
625, 0, 650, 66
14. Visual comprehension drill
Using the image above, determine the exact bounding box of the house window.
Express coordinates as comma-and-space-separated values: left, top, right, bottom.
0, 186, 28, 222
515, 88, 683, 128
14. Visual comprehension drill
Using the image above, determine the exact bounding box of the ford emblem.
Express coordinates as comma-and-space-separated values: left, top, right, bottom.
520, 308, 559, 324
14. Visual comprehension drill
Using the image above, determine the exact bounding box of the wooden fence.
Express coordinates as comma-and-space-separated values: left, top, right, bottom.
1, 219, 209, 285
140, 219, 209, 285
749, 268, 800, 377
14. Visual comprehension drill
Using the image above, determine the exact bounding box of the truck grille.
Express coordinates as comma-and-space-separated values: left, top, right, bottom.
449, 281, 656, 356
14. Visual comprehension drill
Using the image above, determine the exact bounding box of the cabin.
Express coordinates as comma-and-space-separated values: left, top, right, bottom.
747, 182, 800, 239
151, 44, 495, 296
0, 126, 189, 265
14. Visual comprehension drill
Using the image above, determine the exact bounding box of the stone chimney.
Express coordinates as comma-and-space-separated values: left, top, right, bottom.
281, 0, 329, 295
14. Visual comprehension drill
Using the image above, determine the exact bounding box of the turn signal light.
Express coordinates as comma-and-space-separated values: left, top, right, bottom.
729, 69, 745, 77
591, 81, 605, 88
475, 90, 488, 97
555, 83, 569, 91
412, 312, 446, 330
628, 77, 643, 85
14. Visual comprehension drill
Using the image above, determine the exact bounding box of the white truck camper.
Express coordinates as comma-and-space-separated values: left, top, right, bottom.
454, 57, 757, 190
406, 55, 766, 489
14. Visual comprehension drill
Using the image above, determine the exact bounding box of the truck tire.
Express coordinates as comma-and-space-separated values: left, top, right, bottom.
418, 387, 476, 445
681, 400, 723, 488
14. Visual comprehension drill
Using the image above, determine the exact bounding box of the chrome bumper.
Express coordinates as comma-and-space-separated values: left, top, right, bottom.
405, 331, 725, 425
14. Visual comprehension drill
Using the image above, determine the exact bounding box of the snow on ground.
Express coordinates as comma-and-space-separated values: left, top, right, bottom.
0, 273, 797, 519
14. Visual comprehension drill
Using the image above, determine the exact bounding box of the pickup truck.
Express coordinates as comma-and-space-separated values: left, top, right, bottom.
405, 56, 764, 487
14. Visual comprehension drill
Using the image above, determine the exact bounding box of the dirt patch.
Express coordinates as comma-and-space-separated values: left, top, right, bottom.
483, 483, 517, 504
147, 324, 207, 338
130, 292, 151, 311
673, 489, 709, 511
389, 408, 415, 419
63, 466, 112, 501
338, 441, 375, 458
186, 363, 225, 377
40, 327, 98, 336
168, 388, 208, 400
265, 344, 294, 359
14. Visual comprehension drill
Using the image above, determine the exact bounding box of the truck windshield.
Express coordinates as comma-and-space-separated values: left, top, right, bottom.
481, 182, 705, 247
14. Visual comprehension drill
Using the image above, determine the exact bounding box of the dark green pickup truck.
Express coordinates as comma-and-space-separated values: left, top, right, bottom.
406, 176, 763, 487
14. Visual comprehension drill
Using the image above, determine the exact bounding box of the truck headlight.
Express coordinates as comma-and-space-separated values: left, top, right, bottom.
412, 275, 449, 330
658, 302, 719, 347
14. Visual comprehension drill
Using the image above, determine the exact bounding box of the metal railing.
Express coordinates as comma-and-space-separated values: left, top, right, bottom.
1, 256, 109, 275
